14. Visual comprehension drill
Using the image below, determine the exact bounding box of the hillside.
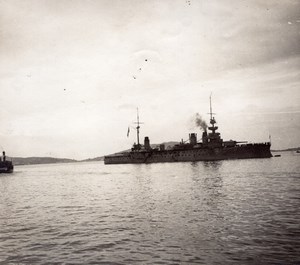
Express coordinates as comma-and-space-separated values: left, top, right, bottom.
82, 141, 180, 162
80, 156, 104, 162
271, 147, 300, 152
11, 157, 77, 166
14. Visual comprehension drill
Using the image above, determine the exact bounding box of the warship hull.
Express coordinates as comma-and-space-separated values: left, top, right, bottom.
104, 143, 272, 164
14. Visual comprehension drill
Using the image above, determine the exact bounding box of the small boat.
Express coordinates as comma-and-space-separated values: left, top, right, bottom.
274, 154, 281, 157
0, 151, 14, 173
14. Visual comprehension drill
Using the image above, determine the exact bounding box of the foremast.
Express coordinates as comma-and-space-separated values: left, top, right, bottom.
207, 95, 222, 147
208, 95, 218, 133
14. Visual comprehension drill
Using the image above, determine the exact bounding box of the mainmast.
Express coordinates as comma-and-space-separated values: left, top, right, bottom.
134, 108, 143, 148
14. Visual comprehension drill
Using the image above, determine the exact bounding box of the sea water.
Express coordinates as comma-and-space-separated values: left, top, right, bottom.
0, 152, 299, 264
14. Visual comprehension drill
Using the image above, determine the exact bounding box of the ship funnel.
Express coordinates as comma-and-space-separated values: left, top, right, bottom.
144, 136, 151, 150
202, 131, 208, 144
189, 133, 197, 146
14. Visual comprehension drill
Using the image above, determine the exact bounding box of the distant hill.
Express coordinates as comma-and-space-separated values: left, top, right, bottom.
152, 141, 179, 149
92, 141, 180, 158
271, 147, 300, 152
80, 156, 104, 162
82, 141, 180, 162
11, 157, 77, 166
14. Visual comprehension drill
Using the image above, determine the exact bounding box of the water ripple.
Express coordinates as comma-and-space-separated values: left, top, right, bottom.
0, 154, 299, 264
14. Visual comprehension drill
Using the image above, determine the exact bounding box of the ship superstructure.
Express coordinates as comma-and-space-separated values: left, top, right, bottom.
104, 97, 272, 164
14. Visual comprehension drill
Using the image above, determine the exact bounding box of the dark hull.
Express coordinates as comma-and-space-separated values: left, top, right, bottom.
104, 143, 272, 164
0, 161, 14, 173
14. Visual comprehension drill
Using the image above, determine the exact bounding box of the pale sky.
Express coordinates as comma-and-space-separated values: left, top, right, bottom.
0, 0, 299, 159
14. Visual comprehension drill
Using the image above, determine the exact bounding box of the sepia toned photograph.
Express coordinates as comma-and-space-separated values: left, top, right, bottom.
0, 0, 299, 264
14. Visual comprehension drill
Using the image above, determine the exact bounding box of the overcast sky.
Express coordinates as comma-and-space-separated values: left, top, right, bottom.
0, 0, 299, 159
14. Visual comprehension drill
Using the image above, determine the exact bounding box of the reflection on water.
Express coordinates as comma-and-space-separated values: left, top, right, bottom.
202, 160, 223, 169
0, 153, 300, 264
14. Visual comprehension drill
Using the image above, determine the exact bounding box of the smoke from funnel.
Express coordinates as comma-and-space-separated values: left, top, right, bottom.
195, 113, 207, 131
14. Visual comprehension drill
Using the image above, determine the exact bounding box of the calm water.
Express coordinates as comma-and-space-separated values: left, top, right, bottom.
0, 152, 299, 265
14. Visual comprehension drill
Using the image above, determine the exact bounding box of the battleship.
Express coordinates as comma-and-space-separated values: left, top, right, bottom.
0, 151, 14, 173
104, 97, 272, 164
